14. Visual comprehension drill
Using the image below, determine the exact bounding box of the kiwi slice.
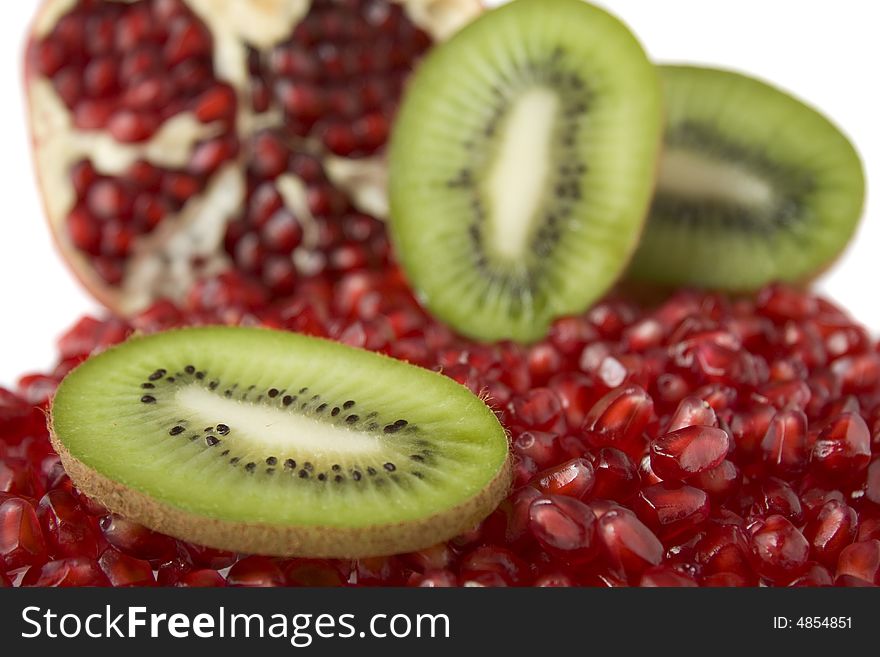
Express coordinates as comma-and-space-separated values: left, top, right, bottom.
389, 0, 662, 343
628, 65, 866, 290
50, 327, 511, 558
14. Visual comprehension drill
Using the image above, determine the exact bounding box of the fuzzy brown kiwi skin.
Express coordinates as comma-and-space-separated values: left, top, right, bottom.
49, 418, 512, 559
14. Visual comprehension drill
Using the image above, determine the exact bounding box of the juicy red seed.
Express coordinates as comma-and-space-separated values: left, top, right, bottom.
749, 515, 810, 584
832, 353, 880, 394
509, 388, 563, 431
37, 490, 101, 559
756, 285, 819, 323
746, 477, 804, 525
513, 431, 562, 470
788, 563, 834, 587
639, 565, 699, 587
695, 523, 755, 581
459, 546, 527, 586
1, 497, 48, 571
803, 500, 858, 568
532, 458, 595, 500
589, 448, 640, 501
597, 509, 664, 582
178, 569, 227, 587
99, 515, 177, 561
690, 460, 741, 502
650, 425, 730, 481
21, 557, 110, 587
528, 495, 598, 565
226, 556, 286, 587
634, 482, 710, 543
760, 409, 810, 477
666, 396, 718, 432
867, 459, 880, 506
836, 540, 880, 584
730, 404, 776, 459
409, 570, 458, 587
811, 413, 872, 480
583, 385, 654, 455
98, 548, 156, 587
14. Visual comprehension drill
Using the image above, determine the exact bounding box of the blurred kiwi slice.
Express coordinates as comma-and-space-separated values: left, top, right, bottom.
628, 65, 866, 290
50, 327, 511, 558
389, 0, 663, 343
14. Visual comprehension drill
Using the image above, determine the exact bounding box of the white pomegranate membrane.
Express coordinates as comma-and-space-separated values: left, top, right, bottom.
26, 0, 480, 314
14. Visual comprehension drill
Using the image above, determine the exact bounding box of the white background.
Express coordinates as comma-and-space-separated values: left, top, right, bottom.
0, 0, 876, 385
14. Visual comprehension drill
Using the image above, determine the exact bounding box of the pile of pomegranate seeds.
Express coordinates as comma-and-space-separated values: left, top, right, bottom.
3, 272, 880, 587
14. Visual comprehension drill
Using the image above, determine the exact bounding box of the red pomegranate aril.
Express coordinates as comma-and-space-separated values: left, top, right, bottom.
639, 564, 699, 587
666, 396, 718, 433
67, 206, 102, 256
811, 412, 871, 481
583, 385, 654, 455
788, 562, 834, 587
99, 515, 177, 562
1, 497, 48, 571
650, 425, 729, 481
695, 523, 754, 581
178, 569, 227, 587
867, 459, 880, 506
836, 540, 880, 584
528, 495, 598, 565
194, 85, 236, 123
226, 556, 286, 587
37, 490, 101, 559
549, 316, 598, 358
757, 285, 819, 323
0, 571, 10, 587
548, 372, 596, 429
589, 448, 640, 501
509, 388, 563, 431
598, 508, 664, 582
22, 557, 110, 587
835, 574, 876, 587
0, 459, 40, 498
513, 431, 562, 470
760, 409, 810, 478
409, 570, 458, 587
353, 556, 406, 586
832, 353, 880, 394
108, 109, 161, 143
459, 546, 527, 586
730, 404, 776, 460
634, 482, 710, 543
746, 477, 804, 525
749, 515, 810, 584
98, 548, 156, 587
532, 458, 595, 500
803, 499, 858, 568
759, 380, 812, 411
690, 459, 741, 502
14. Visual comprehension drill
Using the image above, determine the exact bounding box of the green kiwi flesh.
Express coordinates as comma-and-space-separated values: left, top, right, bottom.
628, 65, 866, 290
389, 0, 663, 343
50, 327, 511, 558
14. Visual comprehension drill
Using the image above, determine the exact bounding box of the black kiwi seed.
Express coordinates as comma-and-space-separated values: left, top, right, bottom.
266, 457, 278, 466
216, 424, 230, 435
141, 383, 155, 390
352, 470, 362, 481
195, 372, 205, 380
316, 403, 328, 413
245, 462, 256, 472
317, 473, 326, 481
266, 468, 275, 475
284, 458, 296, 469
331, 464, 341, 472
206, 436, 219, 447
334, 475, 344, 483
298, 470, 309, 479
169, 426, 185, 436
230, 457, 240, 465
343, 400, 356, 410
282, 395, 294, 406
268, 388, 279, 398
304, 462, 314, 472
166, 377, 175, 383
148, 369, 166, 381
331, 407, 340, 416
299, 387, 309, 394
220, 450, 229, 456
141, 395, 156, 404
384, 463, 396, 472
209, 380, 219, 390
345, 415, 359, 424
204, 426, 214, 433
367, 467, 377, 476
184, 365, 195, 374
410, 454, 424, 462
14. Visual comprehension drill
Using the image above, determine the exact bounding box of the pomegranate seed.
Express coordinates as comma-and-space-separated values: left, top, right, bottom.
353, 556, 406, 586
178, 569, 227, 587
99, 515, 177, 562
788, 563, 834, 587
98, 548, 156, 586
459, 546, 527, 586
639, 564, 699, 587
832, 353, 880, 394
1, 497, 48, 571
226, 556, 286, 587
836, 540, 880, 584
37, 490, 101, 559
811, 413, 871, 481
803, 499, 858, 568
589, 448, 640, 501
666, 396, 718, 432
867, 459, 880, 506
748, 515, 810, 584
745, 477, 804, 525
532, 458, 595, 500
509, 388, 563, 431
528, 495, 598, 565
760, 409, 810, 477
650, 425, 729, 481
598, 508, 664, 581
695, 523, 755, 582
22, 557, 110, 587
583, 385, 655, 455
634, 482, 710, 543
